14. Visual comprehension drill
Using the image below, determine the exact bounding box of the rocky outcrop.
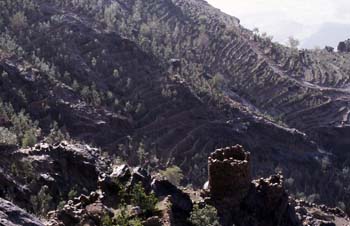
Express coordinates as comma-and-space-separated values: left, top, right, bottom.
47, 192, 106, 226
0, 142, 105, 214
203, 145, 349, 226
204, 145, 298, 226
0, 198, 44, 226
151, 178, 193, 214
337, 39, 350, 52
325, 46, 334, 52
242, 174, 299, 226
294, 199, 348, 226
48, 161, 193, 226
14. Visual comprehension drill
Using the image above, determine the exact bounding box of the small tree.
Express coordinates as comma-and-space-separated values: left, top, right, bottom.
131, 183, 158, 215
210, 73, 225, 89
10, 11, 28, 31
0, 127, 17, 145
80, 86, 91, 101
113, 69, 120, 78
160, 165, 184, 186
252, 27, 259, 35
46, 121, 68, 144
287, 36, 300, 50
190, 204, 221, 226
72, 79, 80, 91
136, 141, 146, 164
68, 187, 78, 200
102, 205, 143, 226
31, 185, 53, 215
91, 57, 97, 67
22, 130, 37, 147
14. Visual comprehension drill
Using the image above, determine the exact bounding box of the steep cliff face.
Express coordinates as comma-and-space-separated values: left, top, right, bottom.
1, 0, 350, 216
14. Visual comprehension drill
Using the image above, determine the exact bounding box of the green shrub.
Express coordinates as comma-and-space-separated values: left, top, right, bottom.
101, 206, 143, 226
68, 187, 78, 200
115, 206, 142, 226
131, 183, 158, 215
160, 165, 184, 186
46, 121, 69, 144
0, 127, 17, 145
190, 204, 221, 226
10, 11, 28, 31
30, 185, 53, 215
101, 214, 114, 226
21, 130, 37, 147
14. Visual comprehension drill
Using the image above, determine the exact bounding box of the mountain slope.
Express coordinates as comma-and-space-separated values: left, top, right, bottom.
1, 0, 350, 215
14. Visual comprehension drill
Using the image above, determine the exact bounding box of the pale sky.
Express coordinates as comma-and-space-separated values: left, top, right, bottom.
206, 0, 350, 48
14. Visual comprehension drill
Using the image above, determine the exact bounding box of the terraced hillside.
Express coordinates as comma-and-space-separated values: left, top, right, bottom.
75, 0, 350, 142
1, 0, 350, 214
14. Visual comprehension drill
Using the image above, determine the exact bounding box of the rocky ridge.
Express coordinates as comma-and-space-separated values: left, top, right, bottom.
1, 142, 348, 226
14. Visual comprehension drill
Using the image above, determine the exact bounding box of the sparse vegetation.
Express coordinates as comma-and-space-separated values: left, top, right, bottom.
100, 182, 157, 226
21, 130, 37, 147
287, 36, 300, 50
190, 204, 221, 226
10, 11, 28, 31
131, 183, 158, 215
160, 165, 184, 186
0, 127, 17, 145
30, 185, 53, 216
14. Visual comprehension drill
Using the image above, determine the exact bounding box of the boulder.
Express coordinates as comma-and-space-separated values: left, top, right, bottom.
130, 167, 151, 191
318, 222, 336, 226
151, 179, 192, 214
324, 46, 334, 53
0, 198, 44, 226
86, 202, 105, 220
242, 174, 298, 225
337, 39, 350, 52
143, 216, 163, 226
110, 164, 131, 182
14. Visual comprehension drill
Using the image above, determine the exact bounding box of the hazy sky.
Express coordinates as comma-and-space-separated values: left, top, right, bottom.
206, 0, 350, 48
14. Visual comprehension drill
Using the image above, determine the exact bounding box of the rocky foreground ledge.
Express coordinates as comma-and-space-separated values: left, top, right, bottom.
0, 198, 44, 226
0, 142, 349, 226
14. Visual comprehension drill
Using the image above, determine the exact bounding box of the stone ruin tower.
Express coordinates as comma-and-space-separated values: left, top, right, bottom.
208, 145, 251, 205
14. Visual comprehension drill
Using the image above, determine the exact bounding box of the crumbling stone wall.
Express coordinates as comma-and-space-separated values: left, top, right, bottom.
208, 145, 251, 204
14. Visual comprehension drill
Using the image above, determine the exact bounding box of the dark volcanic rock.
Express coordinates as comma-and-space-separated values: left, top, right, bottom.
241, 174, 299, 226
110, 164, 131, 182
324, 46, 334, 52
0, 198, 44, 226
143, 216, 163, 226
337, 39, 350, 52
151, 179, 193, 214
0, 142, 104, 214
130, 167, 152, 191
